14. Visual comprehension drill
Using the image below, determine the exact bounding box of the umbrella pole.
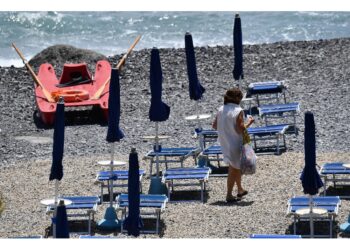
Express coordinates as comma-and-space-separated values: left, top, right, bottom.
109, 143, 115, 207
195, 101, 203, 150
97, 143, 121, 230
155, 122, 159, 177
53, 180, 58, 238
309, 195, 314, 238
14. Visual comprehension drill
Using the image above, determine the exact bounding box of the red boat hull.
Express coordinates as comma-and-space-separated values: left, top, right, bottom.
35, 60, 111, 125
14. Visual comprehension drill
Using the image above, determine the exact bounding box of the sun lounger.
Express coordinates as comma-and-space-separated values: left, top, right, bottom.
46, 196, 100, 235
248, 124, 290, 154
258, 102, 300, 135
287, 196, 341, 238
319, 162, 350, 197
79, 235, 114, 238
201, 144, 224, 167
95, 170, 145, 202
115, 194, 168, 234
144, 147, 201, 176
249, 234, 302, 238
246, 81, 287, 106
162, 167, 211, 203
195, 129, 218, 149
201, 124, 290, 157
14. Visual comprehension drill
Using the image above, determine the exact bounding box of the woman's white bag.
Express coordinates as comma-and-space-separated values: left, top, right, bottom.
240, 143, 257, 175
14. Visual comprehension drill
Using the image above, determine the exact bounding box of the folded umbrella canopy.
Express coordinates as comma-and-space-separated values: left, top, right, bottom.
233, 13, 244, 82
185, 32, 205, 101
300, 111, 324, 237
123, 148, 143, 237
106, 69, 125, 142
149, 48, 170, 122
49, 99, 65, 182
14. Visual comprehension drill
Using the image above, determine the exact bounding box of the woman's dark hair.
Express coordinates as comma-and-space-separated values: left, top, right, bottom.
224, 87, 243, 105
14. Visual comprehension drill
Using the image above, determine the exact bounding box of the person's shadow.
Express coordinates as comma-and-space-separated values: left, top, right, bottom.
209, 200, 254, 207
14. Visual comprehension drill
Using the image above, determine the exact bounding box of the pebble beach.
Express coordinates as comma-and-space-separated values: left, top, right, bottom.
0, 37, 349, 238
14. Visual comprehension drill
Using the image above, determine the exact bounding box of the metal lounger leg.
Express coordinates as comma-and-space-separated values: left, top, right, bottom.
276, 134, 280, 155
149, 159, 154, 177
200, 181, 204, 203
293, 216, 297, 234
88, 212, 91, 235
156, 209, 160, 234
330, 218, 332, 238
293, 112, 297, 135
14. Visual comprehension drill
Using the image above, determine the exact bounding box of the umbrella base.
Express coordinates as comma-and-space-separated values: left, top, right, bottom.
340, 223, 350, 233
148, 177, 168, 195
98, 207, 121, 230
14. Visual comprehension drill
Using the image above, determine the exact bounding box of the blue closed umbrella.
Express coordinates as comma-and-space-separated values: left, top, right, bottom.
148, 48, 169, 195
185, 32, 205, 101
233, 13, 243, 82
55, 201, 69, 238
149, 48, 170, 122
106, 68, 124, 142
300, 112, 323, 195
98, 68, 124, 230
300, 111, 323, 237
49, 98, 65, 238
49, 99, 65, 181
123, 148, 143, 237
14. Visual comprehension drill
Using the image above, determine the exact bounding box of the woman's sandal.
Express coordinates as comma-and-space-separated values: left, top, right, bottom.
226, 196, 238, 203
237, 190, 248, 198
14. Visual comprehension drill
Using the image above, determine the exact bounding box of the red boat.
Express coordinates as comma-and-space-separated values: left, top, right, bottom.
35, 60, 111, 125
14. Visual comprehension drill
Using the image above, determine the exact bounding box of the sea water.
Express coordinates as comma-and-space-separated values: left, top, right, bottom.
0, 11, 349, 66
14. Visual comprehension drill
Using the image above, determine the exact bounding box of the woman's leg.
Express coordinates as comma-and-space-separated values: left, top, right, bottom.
231, 167, 245, 194
226, 166, 235, 199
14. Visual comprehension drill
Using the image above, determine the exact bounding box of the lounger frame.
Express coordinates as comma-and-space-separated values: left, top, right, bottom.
162, 167, 211, 203
95, 170, 145, 202
320, 162, 350, 198
246, 81, 287, 106
115, 194, 168, 235
258, 102, 300, 135
144, 147, 200, 177
286, 196, 341, 238
46, 196, 100, 235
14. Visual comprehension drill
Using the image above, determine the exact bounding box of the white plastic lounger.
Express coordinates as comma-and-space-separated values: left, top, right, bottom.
320, 162, 350, 197
162, 167, 211, 203
259, 102, 300, 135
287, 196, 341, 238
249, 234, 302, 239
246, 81, 287, 106
248, 124, 290, 154
144, 147, 201, 176
46, 196, 100, 235
95, 170, 145, 202
115, 194, 168, 235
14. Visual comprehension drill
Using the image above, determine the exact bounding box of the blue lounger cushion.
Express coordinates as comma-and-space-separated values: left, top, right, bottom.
259, 103, 300, 116
163, 167, 211, 180
146, 147, 198, 157
247, 124, 290, 137
247, 81, 285, 96
202, 145, 222, 155
250, 234, 302, 239
117, 194, 168, 209
320, 162, 350, 174
289, 196, 341, 206
47, 196, 100, 210
97, 170, 145, 181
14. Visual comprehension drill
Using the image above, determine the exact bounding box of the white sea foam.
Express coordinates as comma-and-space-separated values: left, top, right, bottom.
0, 11, 349, 66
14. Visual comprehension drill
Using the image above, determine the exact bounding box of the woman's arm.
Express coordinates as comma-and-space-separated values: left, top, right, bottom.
236, 112, 255, 134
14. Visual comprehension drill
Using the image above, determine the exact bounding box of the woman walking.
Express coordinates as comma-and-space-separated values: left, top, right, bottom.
212, 87, 254, 202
